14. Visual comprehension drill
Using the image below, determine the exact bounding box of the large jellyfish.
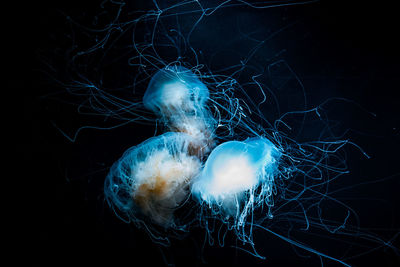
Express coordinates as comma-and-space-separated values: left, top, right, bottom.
104, 132, 202, 226
192, 138, 280, 203
191, 137, 281, 230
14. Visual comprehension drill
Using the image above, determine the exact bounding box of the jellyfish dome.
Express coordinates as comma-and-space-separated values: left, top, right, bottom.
143, 65, 210, 115
191, 137, 281, 213
104, 132, 202, 226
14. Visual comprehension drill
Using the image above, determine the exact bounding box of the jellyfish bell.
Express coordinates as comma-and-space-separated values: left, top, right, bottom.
143, 65, 210, 115
104, 132, 202, 227
191, 137, 281, 216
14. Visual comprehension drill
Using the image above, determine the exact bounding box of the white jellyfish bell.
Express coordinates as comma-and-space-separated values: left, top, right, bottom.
143, 65, 210, 115
191, 137, 281, 218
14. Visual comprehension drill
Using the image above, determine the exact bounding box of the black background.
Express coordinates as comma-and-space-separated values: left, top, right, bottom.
12, 0, 400, 266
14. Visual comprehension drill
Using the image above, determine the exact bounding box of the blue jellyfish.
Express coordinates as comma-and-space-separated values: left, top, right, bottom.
143, 65, 210, 115
191, 137, 281, 221
143, 65, 216, 155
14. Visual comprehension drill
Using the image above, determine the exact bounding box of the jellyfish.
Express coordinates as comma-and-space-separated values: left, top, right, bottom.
143, 65, 216, 155
143, 65, 210, 115
104, 132, 202, 227
191, 137, 281, 222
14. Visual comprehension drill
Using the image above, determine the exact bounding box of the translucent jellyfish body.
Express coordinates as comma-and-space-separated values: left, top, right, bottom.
143, 65, 210, 115
191, 137, 281, 218
104, 132, 202, 226
143, 66, 215, 155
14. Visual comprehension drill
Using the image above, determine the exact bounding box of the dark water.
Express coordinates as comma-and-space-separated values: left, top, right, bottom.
16, 0, 400, 266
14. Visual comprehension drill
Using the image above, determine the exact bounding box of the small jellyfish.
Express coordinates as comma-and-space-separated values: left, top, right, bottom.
104, 132, 202, 226
143, 65, 210, 115
191, 137, 281, 216
143, 65, 216, 155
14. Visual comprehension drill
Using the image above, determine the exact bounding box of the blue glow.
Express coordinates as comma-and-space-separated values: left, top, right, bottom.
143, 65, 210, 115
191, 137, 280, 209
143, 65, 216, 153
